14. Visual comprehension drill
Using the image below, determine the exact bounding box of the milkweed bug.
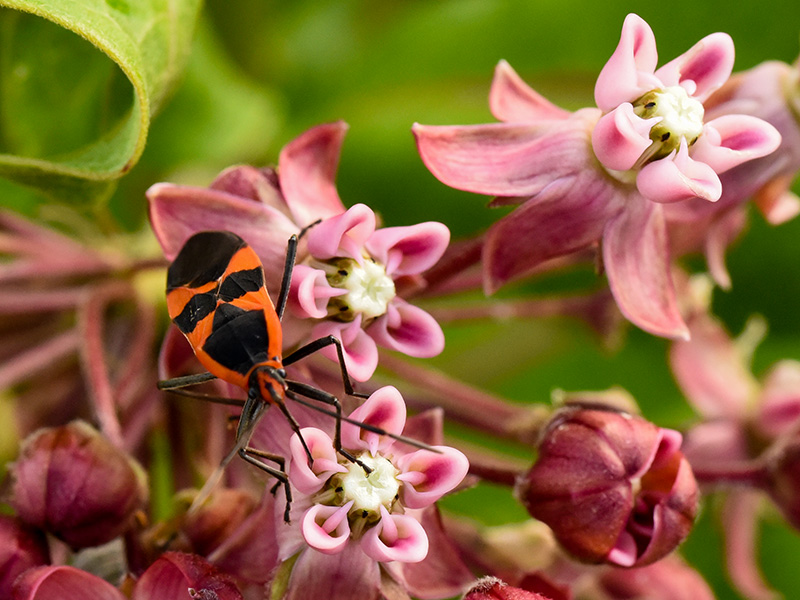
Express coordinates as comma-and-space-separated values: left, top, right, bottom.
157, 230, 434, 520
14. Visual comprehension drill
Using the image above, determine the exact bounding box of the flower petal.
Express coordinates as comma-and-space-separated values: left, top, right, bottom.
669, 314, 756, 418
489, 60, 571, 122
595, 13, 661, 111
289, 427, 346, 495
132, 552, 243, 600
757, 360, 800, 439
342, 385, 407, 454
592, 103, 660, 171
482, 174, 623, 293
13, 566, 127, 600
367, 300, 445, 359
283, 544, 380, 600
655, 32, 734, 101
311, 318, 379, 382
278, 122, 349, 226
602, 201, 689, 339
637, 142, 722, 203
147, 183, 299, 292
209, 165, 288, 215
360, 507, 429, 563
413, 111, 598, 198
365, 222, 450, 277
301, 503, 353, 554
306, 204, 376, 263
289, 264, 346, 319
396, 446, 469, 509
692, 115, 781, 174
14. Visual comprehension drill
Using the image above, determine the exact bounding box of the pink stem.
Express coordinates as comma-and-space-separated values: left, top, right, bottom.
461, 445, 528, 486
0, 288, 86, 313
690, 459, 767, 488
0, 329, 80, 390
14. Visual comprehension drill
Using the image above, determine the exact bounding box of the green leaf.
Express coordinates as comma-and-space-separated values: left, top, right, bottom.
0, 0, 201, 203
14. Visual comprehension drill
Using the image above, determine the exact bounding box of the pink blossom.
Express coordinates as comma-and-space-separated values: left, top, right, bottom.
148, 122, 449, 382
413, 14, 780, 340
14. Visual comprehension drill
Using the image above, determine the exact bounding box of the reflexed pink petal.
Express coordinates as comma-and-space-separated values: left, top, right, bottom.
669, 314, 755, 418
147, 183, 298, 291
283, 543, 380, 600
311, 318, 379, 382
289, 427, 346, 494
342, 385, 407, 454
360, 507, 429, 563
413, 112, 598, 197
396, 446, 469, 509
592, 104, 659, 171
692, 115, 781, 174
758, 360, 800, 439
483, 174, 623, 293
209, 165, 288, 214
289, 265, 346, 319
704, 207, 747, 289
278, 121, 349, 226
367, 300, 445, 358
13, 565, 126, 600
637, 142, 722, 203
365, 222, 450, 277
489, 60, 571, 122
755, 187, 800, 225
602, 201, 689, 339
133, 552, 242, 600
301, 503, 353, 554
655, 32, 734, 101
595, 13, 661, 111
682, 421, 749, 466
306, 204, 376, 263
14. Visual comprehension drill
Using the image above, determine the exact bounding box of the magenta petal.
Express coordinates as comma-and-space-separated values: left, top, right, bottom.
290, 265, 345, 319
278, 121, 349, 226
595, 13, 661, 111
489, 60, 571, 122
413, 112, 598, 197
307, 204, 376, 262
603, 201, 689, 339
396, 446, 469, 509
132, 553, 242, 600
147, 183, 299, 291
342, 385, 407, 454
483, 174, 623, 293
289, 427, 346, 494
209, 165, 288, 214
669, 315, 754, 418
13, 566, 127, 600
692, 116, 781, 174
637, 143, 722, 203
301, 503, 353, 554
758, 360, 800, 438
367, 300, 445, 358
655, 32, 734, 101
592, 104, 659, 171
365, 222, 450, 277
283, 544, 380, 600
360, 507, 429, 563
311, 318, 379, 382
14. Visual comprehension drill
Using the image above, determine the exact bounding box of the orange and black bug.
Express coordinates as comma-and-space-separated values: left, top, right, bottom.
157, 230, 431, 520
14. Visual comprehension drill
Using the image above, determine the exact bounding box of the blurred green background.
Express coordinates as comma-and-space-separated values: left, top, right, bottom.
1, 0, 799, 597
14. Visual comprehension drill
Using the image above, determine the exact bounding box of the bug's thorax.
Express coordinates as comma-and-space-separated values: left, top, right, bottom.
248, 361, 287, 405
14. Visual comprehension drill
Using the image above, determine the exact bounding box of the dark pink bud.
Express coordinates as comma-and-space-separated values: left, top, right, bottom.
516, 406, 698, 567
182, 489, 259, 557
9, 421, 147, 549
12, 565, 126, 600
464, 577, 554, 600
132, 552, 243, 600
0, 516, 49, 598
764, 431, 800, 530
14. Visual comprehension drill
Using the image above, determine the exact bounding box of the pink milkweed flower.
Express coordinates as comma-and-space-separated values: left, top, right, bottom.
148, 122, 449, 382
414, 14, 779, 340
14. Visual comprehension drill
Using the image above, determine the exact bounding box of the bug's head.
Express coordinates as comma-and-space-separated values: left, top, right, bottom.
249, 362, 288, 405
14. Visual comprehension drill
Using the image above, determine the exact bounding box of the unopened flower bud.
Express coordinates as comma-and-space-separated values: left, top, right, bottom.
12, 565, 126, 600
763, 430, 800, 530
181, 489, 259, 557
132, 552, 243, 600
463, 577, 554, 600
0, 515, 49, 598
9, 421, 147, 549
516, 406, 698, 567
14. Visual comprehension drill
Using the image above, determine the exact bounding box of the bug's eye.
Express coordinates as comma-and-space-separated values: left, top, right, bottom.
277, 368, 287, 379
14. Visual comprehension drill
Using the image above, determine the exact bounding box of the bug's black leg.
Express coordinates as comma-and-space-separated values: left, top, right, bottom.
160, 387, 245, 407
287, 383, 369, 472
275, 235, 298, 321
158, 372, 218, 390
237, 447, 292, 523
274, 399, 314, 467
283, 335, 368, 399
